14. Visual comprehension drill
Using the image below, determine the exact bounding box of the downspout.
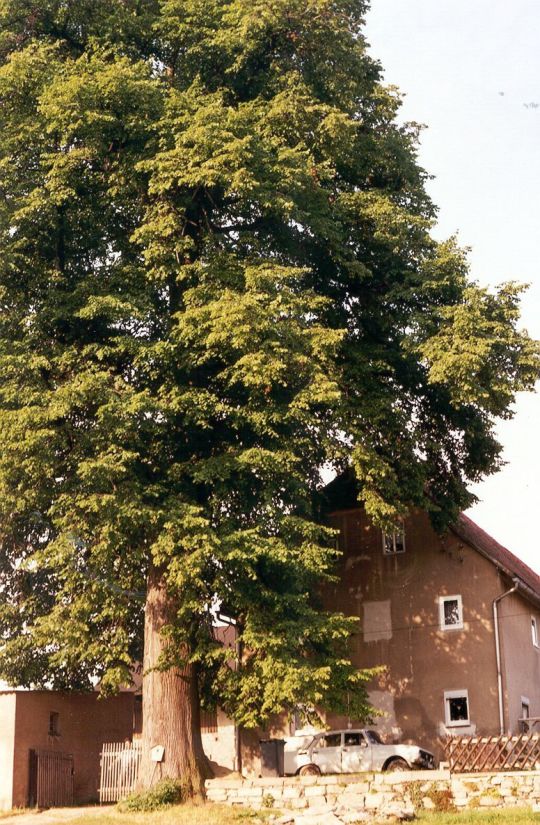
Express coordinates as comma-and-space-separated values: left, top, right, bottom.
493, 578, 519, 735
235, 633, 244, 776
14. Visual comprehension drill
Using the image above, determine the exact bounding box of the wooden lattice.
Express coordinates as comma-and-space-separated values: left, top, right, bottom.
445, 733, 540, 772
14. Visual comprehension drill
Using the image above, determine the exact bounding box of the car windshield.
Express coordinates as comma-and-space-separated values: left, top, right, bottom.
366, 730, 383, 744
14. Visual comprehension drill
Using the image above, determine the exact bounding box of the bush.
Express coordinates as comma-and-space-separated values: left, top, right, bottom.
117, 779, 185, 812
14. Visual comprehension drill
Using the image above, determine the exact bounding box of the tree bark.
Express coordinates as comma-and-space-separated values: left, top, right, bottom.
138, 565, 210, 795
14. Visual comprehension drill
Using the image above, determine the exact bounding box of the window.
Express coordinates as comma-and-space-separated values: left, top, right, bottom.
344, 732, 367, 747
532, 616, 539, 648
48, 712, 60, 737
444, 690, 470, 727
319, 733, 341, 748
439, 595, 463, 630
382, 529, 405, 555
520, 697, 530, 732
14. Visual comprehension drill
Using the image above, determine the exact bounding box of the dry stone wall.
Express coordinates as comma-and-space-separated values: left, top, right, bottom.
206, 769, 540, 818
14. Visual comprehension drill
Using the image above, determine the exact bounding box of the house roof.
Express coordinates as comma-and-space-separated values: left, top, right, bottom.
451, 513, 540, 602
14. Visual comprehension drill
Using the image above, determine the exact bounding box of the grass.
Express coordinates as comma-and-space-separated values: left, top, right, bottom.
5, 803, 540, 825
71, 804, 273, 825
417, 810, 540, 824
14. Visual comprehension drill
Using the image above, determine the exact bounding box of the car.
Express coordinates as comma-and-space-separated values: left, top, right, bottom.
284, 728, 436, 776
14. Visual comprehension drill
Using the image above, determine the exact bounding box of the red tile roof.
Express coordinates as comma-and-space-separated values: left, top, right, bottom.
452, 513, 540, 600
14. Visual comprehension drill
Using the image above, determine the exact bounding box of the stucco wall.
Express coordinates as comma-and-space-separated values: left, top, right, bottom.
499, 591, 540, 732
11, 691, 134, 807
325, 508, 522, 756
202, 708, 237, 772
0, 693, 16, 810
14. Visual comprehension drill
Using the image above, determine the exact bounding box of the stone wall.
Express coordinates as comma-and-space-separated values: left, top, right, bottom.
205, 770, 540, 815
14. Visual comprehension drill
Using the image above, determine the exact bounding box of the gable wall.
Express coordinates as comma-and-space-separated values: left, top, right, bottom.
324, 508, 513, 754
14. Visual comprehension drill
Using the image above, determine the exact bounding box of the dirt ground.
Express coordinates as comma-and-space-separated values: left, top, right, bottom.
0, 808, 105, 825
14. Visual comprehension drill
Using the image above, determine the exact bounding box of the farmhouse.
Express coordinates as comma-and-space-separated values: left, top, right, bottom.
321, 473, 540, 756
204, 479, 540, 771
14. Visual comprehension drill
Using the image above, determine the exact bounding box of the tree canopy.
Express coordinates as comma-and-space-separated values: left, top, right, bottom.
0, 0, 537, 741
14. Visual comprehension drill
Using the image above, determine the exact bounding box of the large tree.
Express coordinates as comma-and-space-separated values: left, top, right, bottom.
0, 0, 537, 793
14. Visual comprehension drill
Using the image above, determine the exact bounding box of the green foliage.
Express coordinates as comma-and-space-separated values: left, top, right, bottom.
118, 779, 185, 812
0, 0, 537, 730
404, 781, 456, 814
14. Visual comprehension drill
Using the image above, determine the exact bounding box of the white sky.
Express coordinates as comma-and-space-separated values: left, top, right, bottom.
365, 1, 540, 572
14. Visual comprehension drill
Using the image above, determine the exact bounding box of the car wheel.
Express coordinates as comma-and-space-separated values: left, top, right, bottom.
298, 764, 321, 776
385, 758, 410, 772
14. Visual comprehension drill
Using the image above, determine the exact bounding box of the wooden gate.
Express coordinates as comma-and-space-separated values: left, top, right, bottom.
99, 741, 142, 803
28, 750, 74, 807
445, 733, 540, 772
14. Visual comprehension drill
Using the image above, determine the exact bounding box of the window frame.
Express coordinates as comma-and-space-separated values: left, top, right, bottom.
48, 711, 60, 737
318, 732, 342, 749
382, 529, 406, 556
439, 594, 464, 631
532, 616, 539, 648
444, 689, 470, 728
520, 696, 531, 732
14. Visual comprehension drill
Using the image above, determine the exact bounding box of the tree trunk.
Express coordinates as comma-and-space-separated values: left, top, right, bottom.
138, 565, 210, 795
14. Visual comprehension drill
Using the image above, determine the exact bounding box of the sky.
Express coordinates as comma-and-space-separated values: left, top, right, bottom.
364, 1, 540, 572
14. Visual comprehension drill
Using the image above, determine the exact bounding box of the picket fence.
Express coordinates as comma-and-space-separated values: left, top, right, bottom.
99, 741, 142, 803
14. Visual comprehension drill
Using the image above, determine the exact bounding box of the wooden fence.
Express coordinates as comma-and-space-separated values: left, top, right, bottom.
99, 741, 142, 803
445, 733, 540, 772
28, 749, 74, 808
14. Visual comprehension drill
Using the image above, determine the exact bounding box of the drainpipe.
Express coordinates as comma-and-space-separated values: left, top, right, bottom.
493, 578, 519, 735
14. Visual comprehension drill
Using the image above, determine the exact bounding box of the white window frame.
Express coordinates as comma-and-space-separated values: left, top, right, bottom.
532, 616, 539, 648
444, 689, 470, 727
520, 696, 531, 732
382, 529, 406, 555
439, 595, 464, 631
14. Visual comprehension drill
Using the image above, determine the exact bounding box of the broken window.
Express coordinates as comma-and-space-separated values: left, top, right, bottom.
439, 595, 463, 630
382, 529, 405, 555
444, 690, 470, 727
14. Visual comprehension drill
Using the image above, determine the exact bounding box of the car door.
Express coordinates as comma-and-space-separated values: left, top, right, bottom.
341, 731, 372, 772
309, 732, 343, 774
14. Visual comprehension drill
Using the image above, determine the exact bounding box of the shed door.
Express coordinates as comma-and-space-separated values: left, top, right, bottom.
28, 750, 74, 807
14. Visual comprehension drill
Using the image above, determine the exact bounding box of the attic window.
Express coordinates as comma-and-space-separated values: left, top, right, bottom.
382, 529, 405, 555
